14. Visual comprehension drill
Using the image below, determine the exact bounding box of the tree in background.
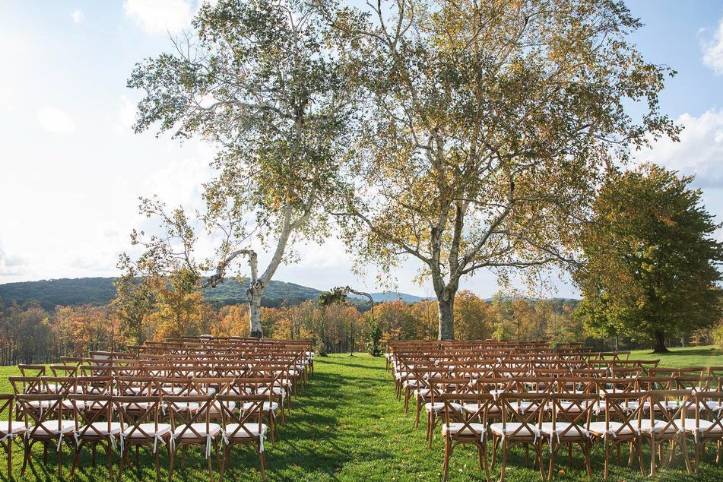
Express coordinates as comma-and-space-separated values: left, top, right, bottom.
126, 0, 355, 338
54, 305, 116, 356
143, 268, 208, 341
211, 304, 250, 338
331, 0, 677, 340
574, 164, 723, 352
112, 260, 155, 346
454, 291, 493, 341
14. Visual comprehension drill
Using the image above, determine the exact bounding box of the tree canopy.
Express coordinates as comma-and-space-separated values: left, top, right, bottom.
125, 0, 355, 337
329, 0, 678, 339
574, 164, 723, 352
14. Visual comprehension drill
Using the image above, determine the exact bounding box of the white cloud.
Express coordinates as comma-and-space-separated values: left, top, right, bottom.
70, 9, 85, 24
123, 0, 194, 34
637, 110, 723, 187
0, 246, 27, 278
36, 107, 76, 134
703, 18, 723, 75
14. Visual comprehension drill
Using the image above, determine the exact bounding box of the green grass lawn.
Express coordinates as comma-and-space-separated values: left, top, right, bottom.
0, 349, 722, 480
630, 345, 723, 368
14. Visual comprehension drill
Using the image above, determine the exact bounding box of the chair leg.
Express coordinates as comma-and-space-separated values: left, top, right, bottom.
442, 438, 451, 482
547, 442, 556, 481
6, 440, 12, 481
414, 399, 421, 429
491, 436, 498, 468
500, 438, 508, 482
57, 440, 63, 480
107, 439, 114, 480
681, 435, 691, 474
258, 443, 266, 480
207, 444, 214, 482
585, 441, 592, 477
169, 445, 175, 482
535, 443, 544, 481
603, 438, 609, 480
71, 440, 82, 477
649, 437, 657, 476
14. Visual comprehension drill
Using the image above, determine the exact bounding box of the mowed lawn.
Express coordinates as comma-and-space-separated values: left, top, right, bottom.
0, 347, 721, 481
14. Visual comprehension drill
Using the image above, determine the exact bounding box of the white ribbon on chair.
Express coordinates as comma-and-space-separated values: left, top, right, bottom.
204, 432, 214, 458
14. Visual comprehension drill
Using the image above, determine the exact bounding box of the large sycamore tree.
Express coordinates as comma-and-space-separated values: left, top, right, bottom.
126, 0, 353, 337
330, 0, 677, 339
575, 164, 723, 353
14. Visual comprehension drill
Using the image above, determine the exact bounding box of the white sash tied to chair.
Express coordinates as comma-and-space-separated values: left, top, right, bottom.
204, 433, 214, 458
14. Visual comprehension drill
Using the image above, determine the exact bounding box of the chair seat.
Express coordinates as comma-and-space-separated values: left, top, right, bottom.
117, 401, 155, 411
539, 422, 588, 439
403, 380, 419, 388
242, 401, 278, 413
123, 423, 172, 438
29, 420, 76, 436
257, 387, 286, 398
174, 423, 221, 439
490, 422, 537, 438
462, 403, 500, 414
78, 422, 123, 435
639, 419, 680, 434
224, 423, 268, 439
442, 422, 485, 436
558, 400, 594, 412
682, 419, 723, 434
0, 421, 27, 435
424, 402, 463, 412
588, 421, 637, 436
414, 388, 430, 398
168, 402, 203, 413
208, 401, 237, 412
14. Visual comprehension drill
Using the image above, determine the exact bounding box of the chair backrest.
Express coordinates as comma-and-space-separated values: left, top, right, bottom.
441, 392, 494, 437
16, 393, 68, 437
549, 393, 597, 438
602, 392, 646, 437
114, 396, 163, 440
498, 393, 547, 437
0, 395, 13, 435
166, 395, 215, 440
8, 376, 42, 395
645, 389, 691, 435
216, 394, 265, 438
69, 394, 114, 438
692, 390, 723, 437
18, 365, 45, 378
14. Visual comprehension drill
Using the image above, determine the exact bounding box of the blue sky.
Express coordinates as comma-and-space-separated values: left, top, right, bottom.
0, 0, 722, 299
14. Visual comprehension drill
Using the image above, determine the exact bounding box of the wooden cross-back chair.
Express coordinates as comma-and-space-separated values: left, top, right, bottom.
542, 393, 597, 479
490, 393, 548, 482
114, 395, 171, 480
686, 390, 723, 471
0, 394, 25, 479
166, 395, 219, 481
217, 393, 268, 479
641, 389, 692, 476
68, 394, 119, 477
425, 377, 471, 447
588, 391, 646, 480
16, 393, 75, 479
440, 392, 494, 482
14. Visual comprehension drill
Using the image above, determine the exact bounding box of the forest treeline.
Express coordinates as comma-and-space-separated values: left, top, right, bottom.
0, 289, 584, 364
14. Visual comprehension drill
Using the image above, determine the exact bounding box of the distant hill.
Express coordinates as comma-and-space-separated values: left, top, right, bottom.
0, 277, 426, 311
358, 291, 430, 303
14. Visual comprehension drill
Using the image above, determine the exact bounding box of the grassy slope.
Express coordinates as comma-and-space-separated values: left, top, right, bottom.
0, 348, 722, 480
